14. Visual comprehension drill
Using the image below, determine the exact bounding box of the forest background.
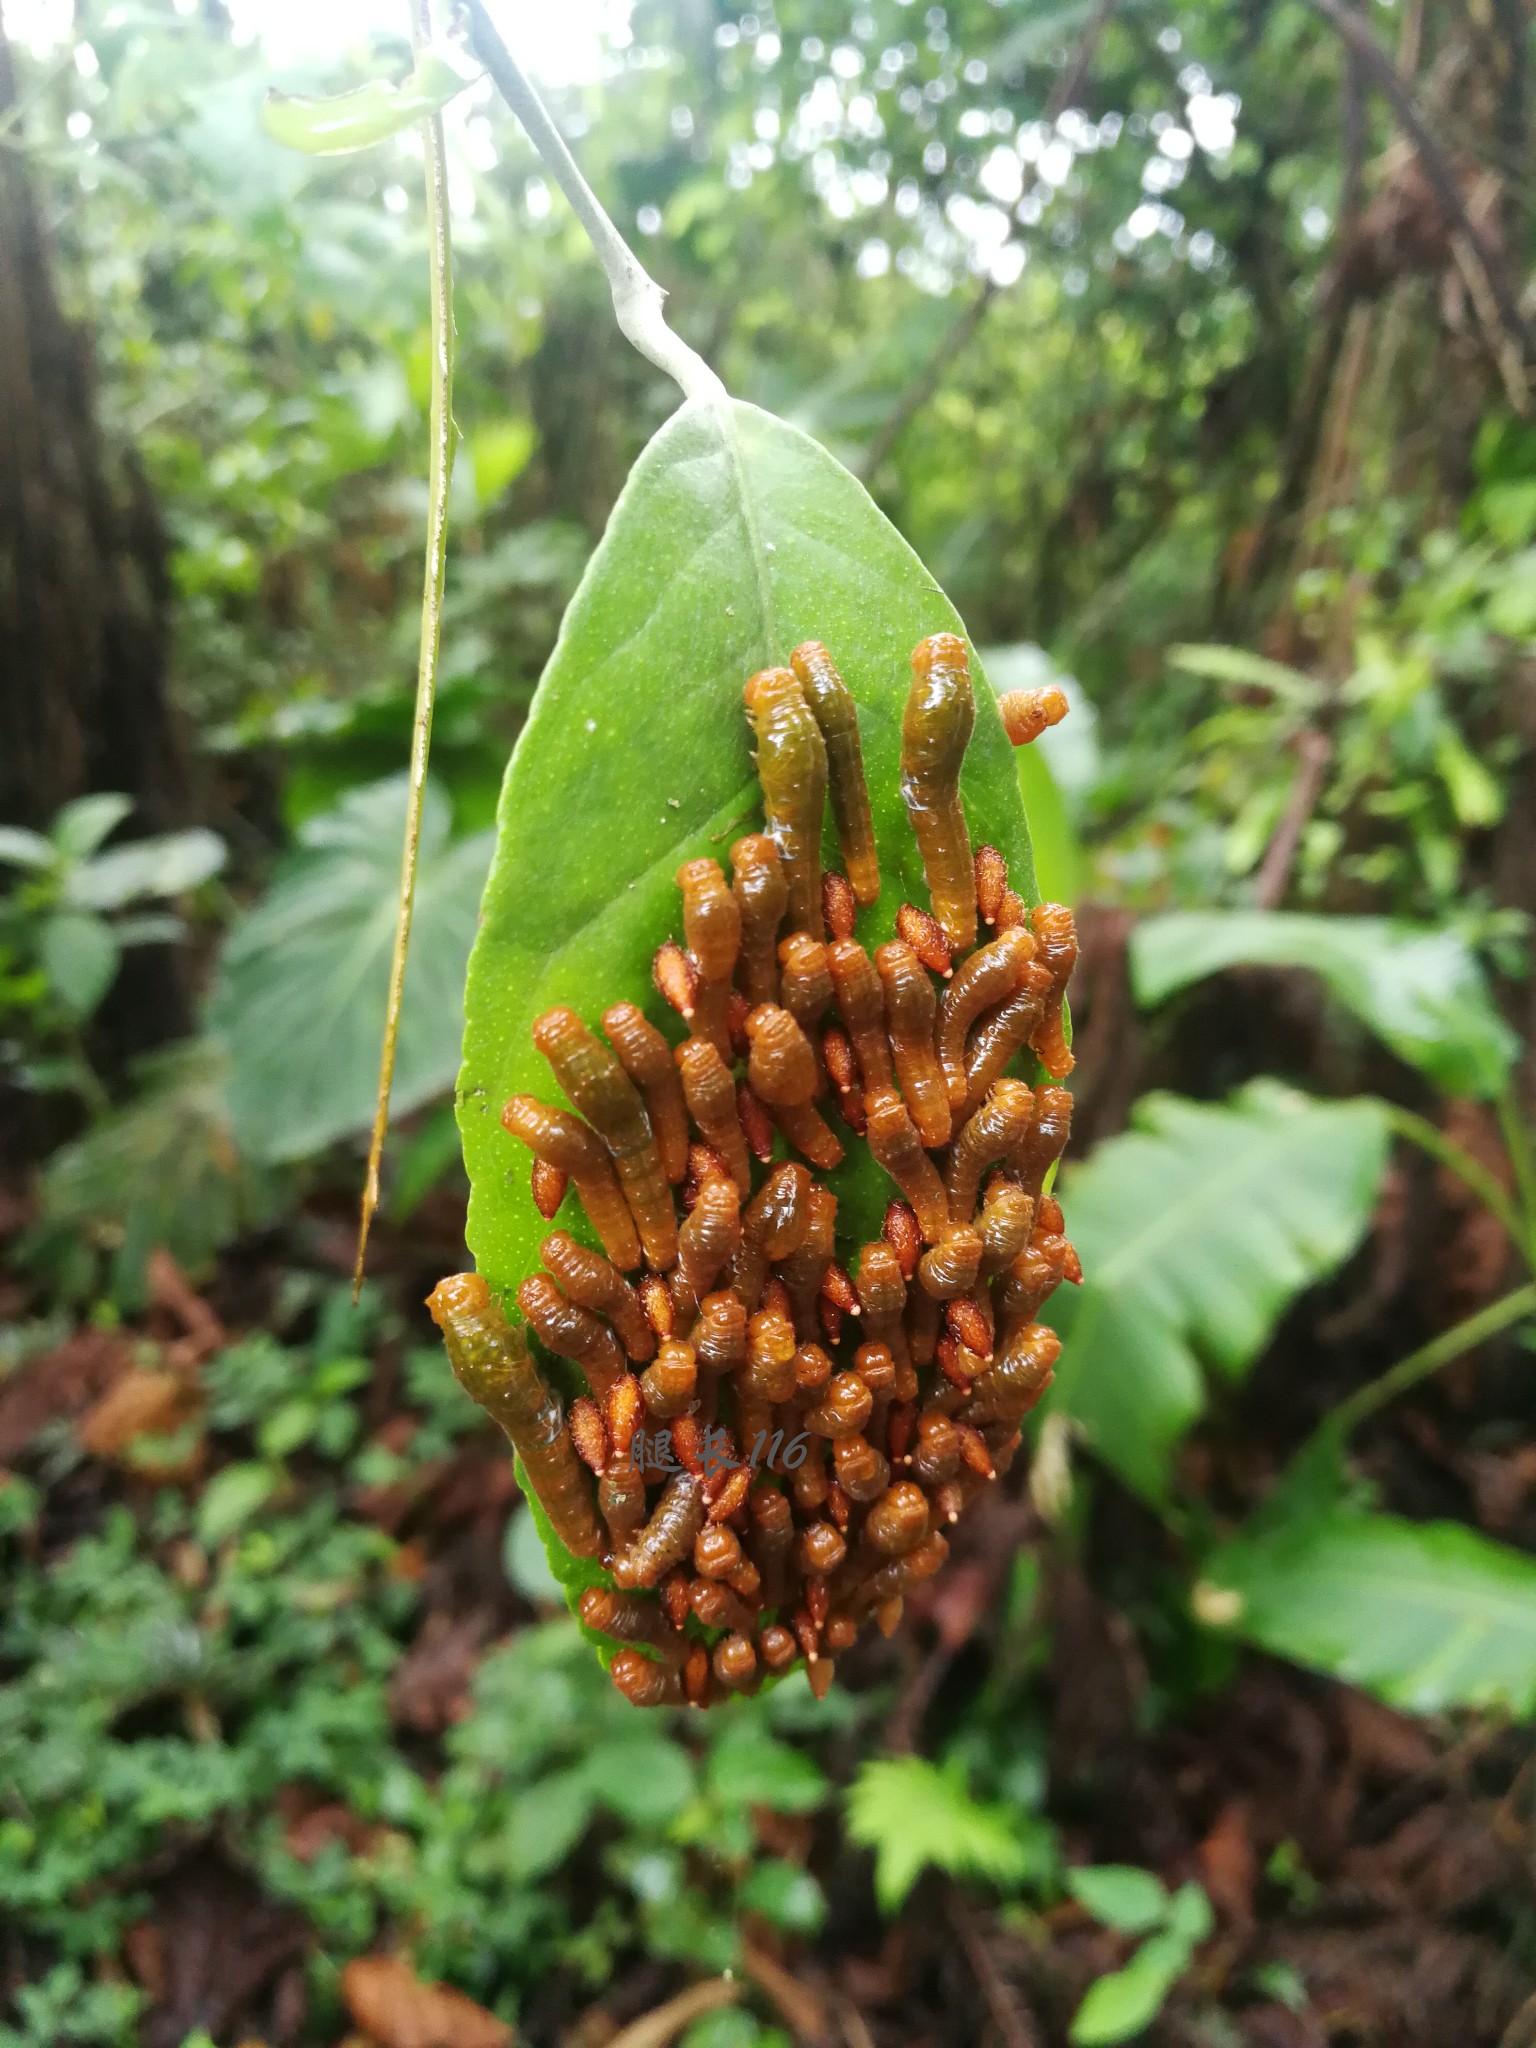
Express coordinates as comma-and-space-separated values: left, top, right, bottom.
4, 0, 1536, 2044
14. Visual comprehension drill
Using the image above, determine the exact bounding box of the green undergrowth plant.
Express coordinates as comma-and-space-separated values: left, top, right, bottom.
0, 1278, 850, 2040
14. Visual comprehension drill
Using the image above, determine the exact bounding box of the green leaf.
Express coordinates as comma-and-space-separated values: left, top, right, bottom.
210, 775, 491, 1164
736, 1858, 827, 1934
197, 1461, 278, 1546
1070, 1928, 1196, 2045
66, 828, 225, 911
1067, 1865, 1169, 1935
35, 1042, 277, 1306
1045, 1083, 1389, 1500
707, 1732, 828, 1814
39, 910, 119, 1019
260, 49, 476, 156
470, 417, 539, 509
503, 1769, 597, 1881
1200, 1507, 1536, 1717
584, 1738, 696, 1826
845, 1756, 1034, 1913
1167, 643, 1324, 710
503, 1502, 564, 1607
458, 393, 1035, 1313
0, 825, 55, 870
1164, 1882, 1214, 1946
1130, 912, 1517, 1099
51, 792, 134, 860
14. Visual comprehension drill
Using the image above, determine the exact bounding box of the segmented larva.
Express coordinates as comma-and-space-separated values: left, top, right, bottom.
731, 834, 788, 1008
875, 939, 952, 1149
610, 1646, 684, 1707
947, 1078, 1037, 1223
579, 1586, 687, 1664
729, 1160, 814, 1312
540, 1230, 655, 1362
744, 666, 828, 938
532, 1005, 678, 1272
1029, 904, 1078, 1080
917, 1227, 983, 1300
978, 1181, 1035, 1276
902, 633, 977, 951
674, 1036, 753, 1196
865, 1089, 951, 1244
672, 1172, 742, 1320
855, 1240, 913, 1386
961, 964, 1052, 1117
827, 939, 895, 1099
1012, 1084, 1073, 1202
777, 1181, 837, 1339
936, 927, 1036, 1111
777, 932, 835, 1048
791, 640, 880, 907
961, 1321, 1061, 1428
602, 1001, 691, 1186
997, 683, 1069, 747
612, 1471, 706, 1588
677, 857, 740, 1061
744, 1003, 842, 1168
516, 1272, 627, 1400
427, 1274, 603, 1559
502, 1096, 641, 1271
639, 1339, 697, 1418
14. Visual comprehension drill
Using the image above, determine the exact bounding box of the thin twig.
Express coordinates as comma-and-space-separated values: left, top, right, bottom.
463, 0, 722, 404
1300, 0, 1530, 405
606, 1979, 740, 2048
1319, 1280, 1536, 1444
353, 0, 457, 1295
1253, 729, 1333, 909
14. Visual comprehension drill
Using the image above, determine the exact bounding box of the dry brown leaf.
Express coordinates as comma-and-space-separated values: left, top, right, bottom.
77, 1367, 202, 1463
342, 1955, 512, 2048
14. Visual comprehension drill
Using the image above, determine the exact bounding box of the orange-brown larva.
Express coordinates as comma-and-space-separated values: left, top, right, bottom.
580, 1587, 687, 1664
530, 1158, 569, 1221
865, 1089, 951, 1245
1030, 904, 1078, 1080
652, 939, 698, 1022
827, 939, 894, 1099
745, 1002, 843, 1169
895, 901, 953, 978
917, 1227, 983, 1300
671, 1169, 742, 1320
540, 1230, 656, 1362
639, 1340, 697, 1418
791, 639, 880, 907
516, 1273, 627, 1400
902, 633, 977, 951
947, 1078, 1037, 1224
602, 1001, 691, 1186
961, 964, 1052, 1117
875, 939, 952, 1149
744, 665, 828, 938
678, 856, 741, 1059
1013, 1084, 1073, 1202
502, 1096, 641, 1271
731, 834, 788, 1008
881, 1200, 922, 1282
533, 1005, 679, 1272
675, 1036, 753, 1196
974, 844, 1008, 927
689, 1289, 748, 1377
427, 1275, 604, 1560
961, 1321, 1061, 1428
610, 1646, 684, 1707
737, 1080, 777, 1164
936, 927, 1035, 1111
612, 1471, 705, 1589
997, 683, 1069, 747
569, 1395, 608, 1474
821, 1025, 866, 1135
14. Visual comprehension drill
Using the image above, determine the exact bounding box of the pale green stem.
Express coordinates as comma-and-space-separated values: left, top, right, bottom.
1384, 1104, 1528, 1268
1319, 1281, 1536, 1446
462, 0, 723, 403
354, 0, 456, 1295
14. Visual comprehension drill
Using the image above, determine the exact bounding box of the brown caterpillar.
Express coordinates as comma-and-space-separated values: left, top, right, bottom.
865, 1089, 950, 1244
961, 964, 1052, 1117
745, 1003, 842, 1168
540, 1231, 655, 1362
602, 1002, 691, 1186
947, 1079, 1037, 1223
502, 1096, 641, 1271
875, 940, 952, 1149
515, 1273, 627, 1400
677, 857, 740, 1060
674, 1036, 753, 1195
827, 939, 895, 1100
936, 927, 1035, 1111
427, 1274, 603, 1559
731, 834, 788, 1007
791, 640, 880, 906
1030, 904, 1078, 1079
579, 1586, 687, 1664
902, 634, 977, 951
997, 683, 1068, 747
533, 1006, 678, 1272
612, 1472, 705, 1588
744, 666, 828, 937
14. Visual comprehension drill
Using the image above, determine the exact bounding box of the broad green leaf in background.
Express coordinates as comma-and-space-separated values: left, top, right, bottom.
1130, 912, 1517, 1100
1066, 1865, 1169, 1936
66, 828, 226, 911
0, 825, 54, 869
845, 1756, 1036, 1912
1200, 1507, 1536, 1717
211, 775, 491, 1164
1045, 1083, 1389, 1501
458, 396, 1038, 1338
260, 49, 476, 156
35, 1041, 281, 1306
1167, 642, 1324, 711
39, 911, 118, 1019
51, 793, 134, 861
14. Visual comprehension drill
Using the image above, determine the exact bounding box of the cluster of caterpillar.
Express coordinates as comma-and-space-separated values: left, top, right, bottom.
429, 634, 1078, 1708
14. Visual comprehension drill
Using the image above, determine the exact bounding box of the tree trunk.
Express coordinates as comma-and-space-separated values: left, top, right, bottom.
0, 18, 187, 837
